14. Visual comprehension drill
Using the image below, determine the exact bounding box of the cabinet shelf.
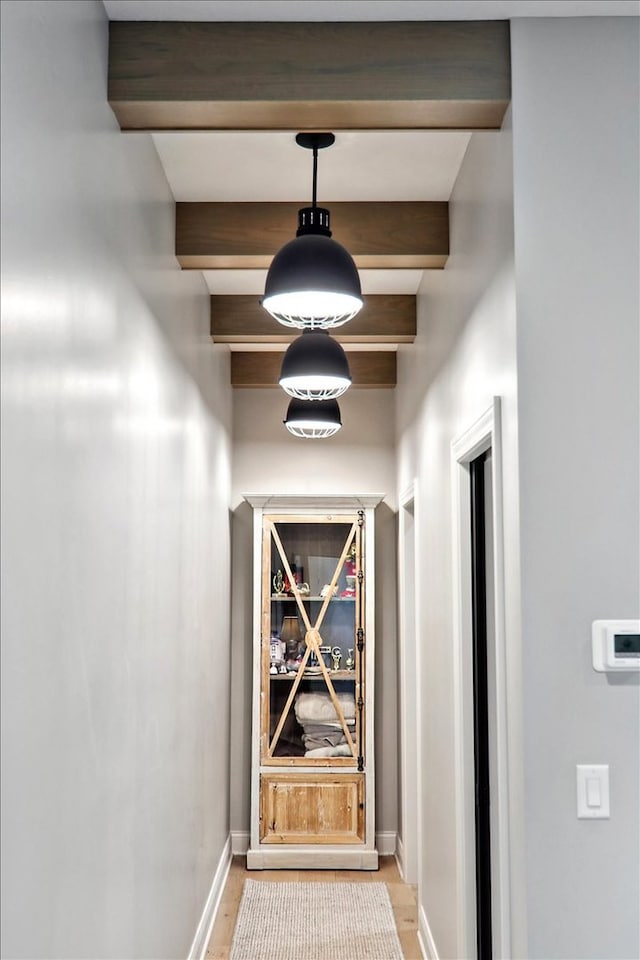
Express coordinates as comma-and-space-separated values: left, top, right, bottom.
271, 595, 355, 602
269, 670, 356, 681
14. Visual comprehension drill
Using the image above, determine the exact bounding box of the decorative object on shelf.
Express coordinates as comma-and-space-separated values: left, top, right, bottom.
320, 583, 338, 598
279, 331, 351, 401
305, 651, 322, 676
280, 616, 302, 662
261, 133, 363, 330
284, 396, 343, 439
298, 582, 311, 596
346, 541, 356, 576
346, 649, 355, 671
341, 575, 356, 598
331, 646, 343, 672
270, 637, 283, 663
341, 540, 357, 596
272, 570, 285, 596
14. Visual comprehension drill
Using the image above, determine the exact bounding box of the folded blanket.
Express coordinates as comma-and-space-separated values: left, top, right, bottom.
295, 691, 355, 723
300, 721, 355, 738
305, 744, 353, 758
302, 728, 348, 750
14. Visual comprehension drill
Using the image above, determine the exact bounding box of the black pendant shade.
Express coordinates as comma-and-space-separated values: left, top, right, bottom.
262, 132, 363, 329
284, 397, 342, 439
263, 229, 363, 329
279, 329, 352, 401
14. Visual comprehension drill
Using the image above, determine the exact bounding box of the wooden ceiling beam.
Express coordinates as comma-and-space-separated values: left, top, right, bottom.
108, 21, 510, 131
211, 294, 416, 344
177, 202, 448, 270
230, 351, 397, 389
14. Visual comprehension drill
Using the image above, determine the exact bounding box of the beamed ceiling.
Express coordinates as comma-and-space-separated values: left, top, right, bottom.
107, 19, 513, 388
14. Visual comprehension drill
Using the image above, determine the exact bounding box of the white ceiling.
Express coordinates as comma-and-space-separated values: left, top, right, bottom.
152, 131, 471, 203
103, 1, 638, 21
202, 267, 426, 296
104, 0, 639, 308
155, 129, 470, 296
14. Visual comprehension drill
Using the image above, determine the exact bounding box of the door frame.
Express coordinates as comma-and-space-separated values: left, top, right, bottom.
451, 398, 511, 959
398, 480, 420, 884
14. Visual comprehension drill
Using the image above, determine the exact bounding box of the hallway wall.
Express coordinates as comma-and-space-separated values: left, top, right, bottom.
395, 113, 518, 960
0, 3, 233, 958
396, 16, 639, 960
511, 18, 639, 960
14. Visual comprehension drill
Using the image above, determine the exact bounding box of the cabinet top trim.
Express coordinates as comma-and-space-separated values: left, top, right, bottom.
243, 494, 385, 510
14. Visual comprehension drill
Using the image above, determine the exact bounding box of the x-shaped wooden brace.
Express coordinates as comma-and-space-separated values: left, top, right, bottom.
267, 518, 359, 759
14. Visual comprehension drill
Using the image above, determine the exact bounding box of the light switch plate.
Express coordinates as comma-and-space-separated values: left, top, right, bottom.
577, 764, 610, 819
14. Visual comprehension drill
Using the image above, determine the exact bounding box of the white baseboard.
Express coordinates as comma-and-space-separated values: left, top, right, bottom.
231, 830, 250, 855
376, 831, 397, 856
187, 835, 232, 960
418, 902, 440, 960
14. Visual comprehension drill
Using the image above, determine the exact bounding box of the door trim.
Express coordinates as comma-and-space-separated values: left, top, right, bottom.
398, 480, 420, 884
451, 398, 511, 959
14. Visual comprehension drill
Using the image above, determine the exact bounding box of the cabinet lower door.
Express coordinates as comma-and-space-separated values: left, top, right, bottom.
260, 773, 364, 844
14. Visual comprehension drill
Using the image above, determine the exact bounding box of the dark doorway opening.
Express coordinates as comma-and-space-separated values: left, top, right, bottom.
470, 451, 492, 960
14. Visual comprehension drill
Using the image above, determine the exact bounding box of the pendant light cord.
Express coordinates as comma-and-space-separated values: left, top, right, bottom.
312, 145, 318, 209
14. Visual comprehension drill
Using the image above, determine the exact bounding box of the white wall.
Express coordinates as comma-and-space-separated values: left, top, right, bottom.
511, 18, 639, 960
230, 387, 399, 839
0, 3, 232, 958
231, 387, 397, 510
396, 112, 519, 959
397, 18, 639, 960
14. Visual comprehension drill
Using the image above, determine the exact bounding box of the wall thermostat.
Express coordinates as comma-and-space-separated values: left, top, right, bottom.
592, 620, 640, 672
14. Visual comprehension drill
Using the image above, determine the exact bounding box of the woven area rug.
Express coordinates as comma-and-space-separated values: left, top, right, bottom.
230, 880, 403, 960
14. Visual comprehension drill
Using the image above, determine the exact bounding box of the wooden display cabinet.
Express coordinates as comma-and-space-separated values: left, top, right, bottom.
244, 495, 382, 869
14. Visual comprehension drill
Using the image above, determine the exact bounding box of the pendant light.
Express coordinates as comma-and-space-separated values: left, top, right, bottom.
284, 398, 342, 439
279, 329, 351, 401
262, 133, 363, 330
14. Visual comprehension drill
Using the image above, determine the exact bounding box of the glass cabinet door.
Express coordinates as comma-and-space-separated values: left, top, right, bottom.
261, 513, 365, 769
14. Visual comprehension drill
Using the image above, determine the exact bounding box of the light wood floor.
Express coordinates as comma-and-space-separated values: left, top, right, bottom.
205, 855, 420, 960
